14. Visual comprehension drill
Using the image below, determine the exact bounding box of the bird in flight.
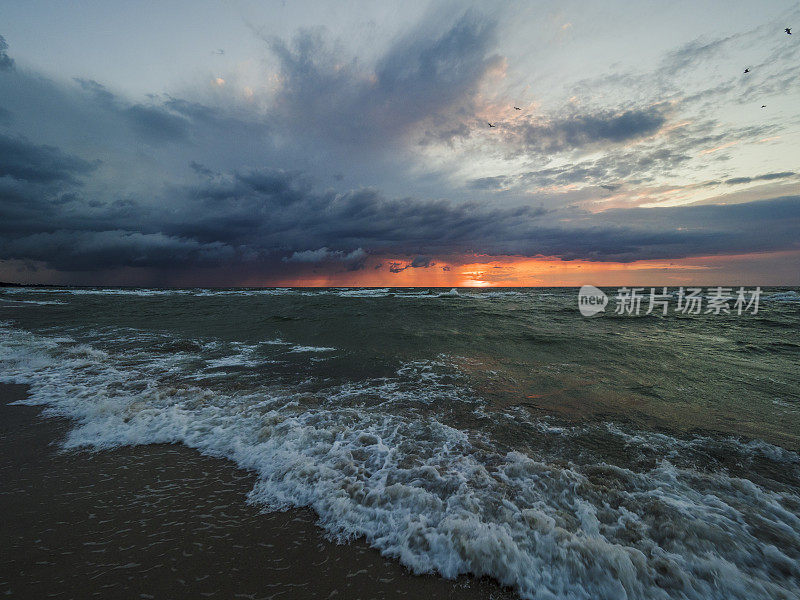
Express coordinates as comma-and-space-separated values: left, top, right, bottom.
514, 106, 521, 110
488, 122, 496, 128
786, 28, 792, 35
744, 68, 750, 73
761, 105, 767, 108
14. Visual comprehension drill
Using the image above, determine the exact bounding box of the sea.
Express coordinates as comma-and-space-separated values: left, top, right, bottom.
1, 286, 799, 599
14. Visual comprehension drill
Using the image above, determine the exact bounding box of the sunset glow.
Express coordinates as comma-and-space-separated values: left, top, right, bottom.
245, 250, 800, 288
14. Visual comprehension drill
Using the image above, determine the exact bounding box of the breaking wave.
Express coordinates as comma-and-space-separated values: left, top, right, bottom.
1, 323, 798, 600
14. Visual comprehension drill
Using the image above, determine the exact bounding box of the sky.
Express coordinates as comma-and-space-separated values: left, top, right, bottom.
1, 0, 799, 287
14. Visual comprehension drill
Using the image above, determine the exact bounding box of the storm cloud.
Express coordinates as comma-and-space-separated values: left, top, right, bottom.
2, 136, 798, 272
509, 106, 669, 155
0, 133, 98, 183
1, 3, 799, 284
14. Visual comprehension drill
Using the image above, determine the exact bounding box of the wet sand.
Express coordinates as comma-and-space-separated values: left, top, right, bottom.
0, 383, 512, 599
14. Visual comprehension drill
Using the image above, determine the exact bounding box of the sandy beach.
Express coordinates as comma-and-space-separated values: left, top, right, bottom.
0, 382, 510, 599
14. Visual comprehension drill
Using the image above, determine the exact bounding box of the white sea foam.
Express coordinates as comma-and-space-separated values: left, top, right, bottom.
204, 356, 262, 369
288, 345, 336, 353
1, 324, 798, 600
333, 288, 391, 297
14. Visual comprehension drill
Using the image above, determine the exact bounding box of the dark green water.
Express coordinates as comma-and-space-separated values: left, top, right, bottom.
1, 287, 799, 599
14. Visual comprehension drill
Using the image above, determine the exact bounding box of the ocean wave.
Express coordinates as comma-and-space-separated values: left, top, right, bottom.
764, 290, 800, 303
465, 290, 527, 299
64, 288, 194, 296
194, 288, 310, 297
1, 325, 798, 600
0, 298, 67, 305
333, 288, 392, 297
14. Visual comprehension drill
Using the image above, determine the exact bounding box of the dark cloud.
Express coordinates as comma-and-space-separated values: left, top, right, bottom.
0, 133, 98, 183
2, 230, 237, 271
724, 171, 796, 185
0, 35, 14, 71
189, 161, 215, 178
166, 169, 550, 256
2, 111, 798, 274
124, 104, 190, 144
0, 158, 547, 271
507, 106, 668, 155
68, 77, 263, 152
411, 256, 435, 268
283, 247, 366, 263
469, 175, 510, 191
72, 79, 191, 144
1, 137, 798, 272
266, 12, 501, 149
554, 196, 800, 262
387, 256, 437, 272
74, 78, 116, 104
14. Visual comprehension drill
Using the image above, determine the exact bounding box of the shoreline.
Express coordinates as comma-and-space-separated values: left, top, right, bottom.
0, 382, 512, 599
